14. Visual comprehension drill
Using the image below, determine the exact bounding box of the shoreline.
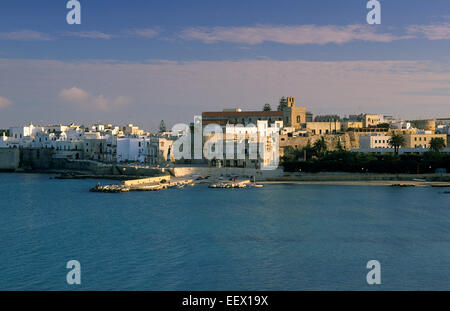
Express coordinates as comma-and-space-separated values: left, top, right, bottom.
2, 170, 450, 187
261, 180, 450, 187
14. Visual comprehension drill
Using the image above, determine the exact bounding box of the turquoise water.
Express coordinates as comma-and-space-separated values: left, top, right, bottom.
0, 173, 449, 290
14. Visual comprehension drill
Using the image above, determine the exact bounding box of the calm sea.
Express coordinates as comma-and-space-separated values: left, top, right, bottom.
0, 173, 449, 290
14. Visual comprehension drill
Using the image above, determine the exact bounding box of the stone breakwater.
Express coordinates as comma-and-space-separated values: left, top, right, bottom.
90, 175, 194, 193
89, 176, 263, 193
208, 180, 252, 189
90, 179, 195, 193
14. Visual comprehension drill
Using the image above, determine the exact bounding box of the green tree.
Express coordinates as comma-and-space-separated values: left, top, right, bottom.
282, 146, 304, 162
388, 134, 405, 155
336, 139, 344, 152
429, 137, 446, 152
313, 137, 327, 158
277, 97, 288, 111
159, 120, 166, 133
263, 103, 272, 111
301, 141, 315, 161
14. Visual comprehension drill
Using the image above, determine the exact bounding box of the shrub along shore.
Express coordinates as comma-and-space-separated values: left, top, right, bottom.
282, 150, 450, 175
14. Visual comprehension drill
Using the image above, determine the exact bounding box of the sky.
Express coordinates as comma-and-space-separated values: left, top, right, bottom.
0, 0, 450, 131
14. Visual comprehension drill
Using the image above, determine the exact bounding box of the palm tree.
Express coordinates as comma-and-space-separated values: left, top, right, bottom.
263, 103, 272, 111
277, 97, 288, 111
313, 136, 327, 158
159, 120, 166, 133
429, 137, 446, 152
388, 134, 405, 155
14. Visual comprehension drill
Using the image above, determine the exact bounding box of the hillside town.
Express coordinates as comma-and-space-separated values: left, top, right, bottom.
0, 96, 449, 173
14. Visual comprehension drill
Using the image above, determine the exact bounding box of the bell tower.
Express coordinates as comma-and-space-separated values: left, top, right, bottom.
282, 96, 306, 129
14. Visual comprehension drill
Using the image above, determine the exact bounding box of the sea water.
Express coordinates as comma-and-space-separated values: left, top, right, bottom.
0, 173, 449, 290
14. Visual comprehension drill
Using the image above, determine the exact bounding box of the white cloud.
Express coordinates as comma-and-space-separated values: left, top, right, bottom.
2, 58, 450, 128
0, 30, 52, 41
94, 94, 108, 111
6, 23, 450, 45
180, 24, 406, 45
59, 87, 90, 103
112, 96, 132, 108
64, 31, 113, 39
59, 87, 130, 112
0, 96, 12, 109
127, 28, 160, 38
407, 23, 450, 40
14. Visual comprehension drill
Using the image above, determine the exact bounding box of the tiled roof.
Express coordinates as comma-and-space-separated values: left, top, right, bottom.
202, 111, 283, 117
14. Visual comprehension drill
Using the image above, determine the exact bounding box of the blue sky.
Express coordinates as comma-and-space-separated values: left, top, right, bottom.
1, 0, 450, 130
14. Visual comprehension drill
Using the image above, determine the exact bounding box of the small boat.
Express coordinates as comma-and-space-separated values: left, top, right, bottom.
250, 184, 264, 188
248, 176, 264, 188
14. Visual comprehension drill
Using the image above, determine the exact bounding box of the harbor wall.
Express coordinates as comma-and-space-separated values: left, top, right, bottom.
52, 159, 114, 175
123, 175, 171, 186
20, 148, 55, 170
115, 165, 162, 177
16, 149, 164, 176
170, 166, 284, 180
0, 148, 20, 171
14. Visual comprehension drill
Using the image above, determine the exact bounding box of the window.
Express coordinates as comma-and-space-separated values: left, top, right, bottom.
296, 116, 301, 123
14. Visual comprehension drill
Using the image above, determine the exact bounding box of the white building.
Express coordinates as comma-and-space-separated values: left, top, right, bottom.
116, 137, 148, 163
0, 133, 19, 148
359, 135, 391, 149
436, 124, 450, 135
3, 121, 177, 164
391, 121, 411, 130
9, 123, 44, 140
